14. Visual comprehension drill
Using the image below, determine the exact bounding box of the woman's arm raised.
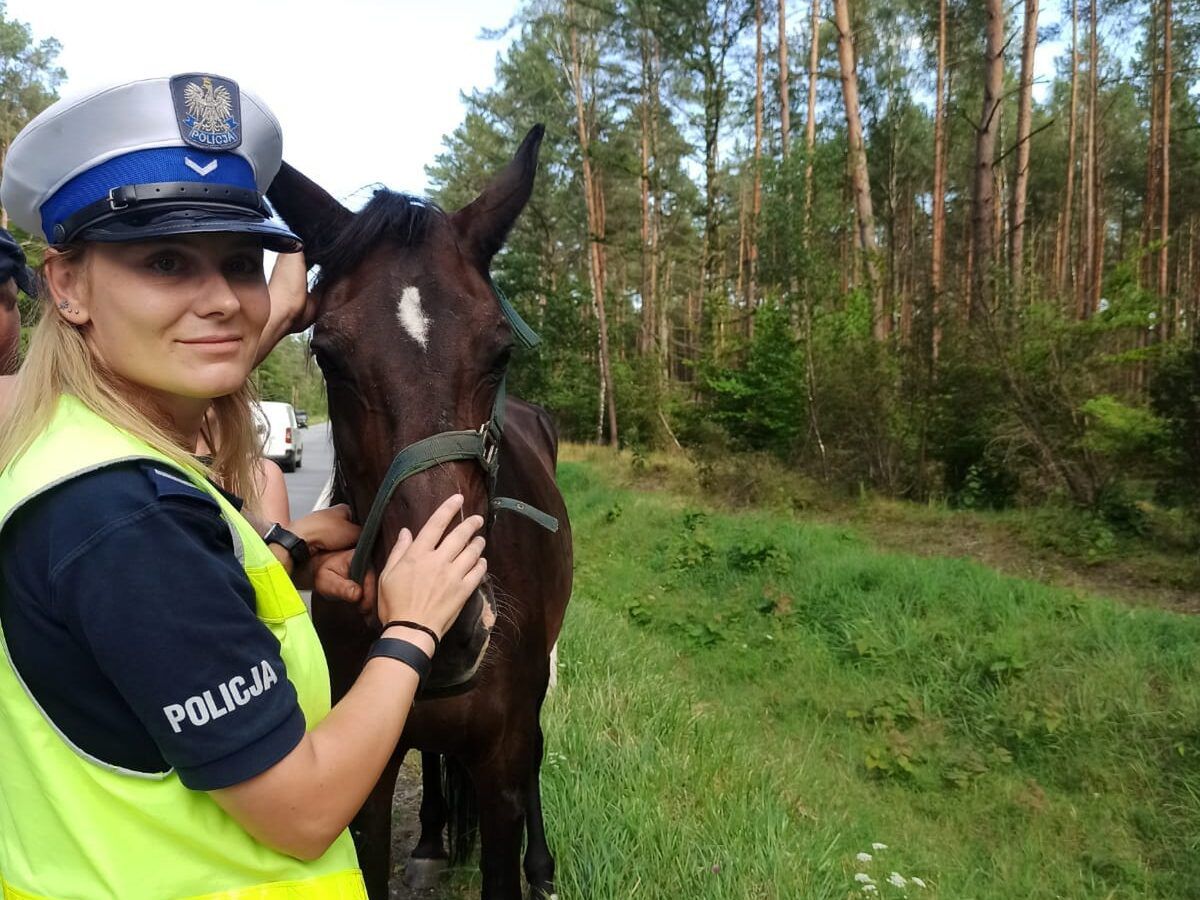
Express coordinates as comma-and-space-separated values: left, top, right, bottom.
253, 252, 316, 368
210, 494, 487, 860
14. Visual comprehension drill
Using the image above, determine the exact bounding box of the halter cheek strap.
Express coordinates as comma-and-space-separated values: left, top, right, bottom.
346, 285, 559, 585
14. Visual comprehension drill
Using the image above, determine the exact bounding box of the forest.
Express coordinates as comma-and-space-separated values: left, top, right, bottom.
2, 0, 1197, 548
424, 0, 1200, 539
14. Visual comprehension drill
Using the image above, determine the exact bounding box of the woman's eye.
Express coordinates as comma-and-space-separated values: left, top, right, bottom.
226, 255, 263, 277
150, 254, 182, 274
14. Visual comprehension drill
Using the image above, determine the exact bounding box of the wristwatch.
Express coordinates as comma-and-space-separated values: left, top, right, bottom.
262, 523, 311, 571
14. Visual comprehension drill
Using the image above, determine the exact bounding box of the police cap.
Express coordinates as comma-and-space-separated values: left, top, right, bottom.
0, 73, 301, 252
0, 229, 36, 298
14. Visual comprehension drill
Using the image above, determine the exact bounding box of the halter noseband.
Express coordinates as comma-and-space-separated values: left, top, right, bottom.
346, 285, 559, 585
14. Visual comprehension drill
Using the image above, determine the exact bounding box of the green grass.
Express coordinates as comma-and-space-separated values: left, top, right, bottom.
530, 459, 1200, 899
560, 442, 1200, 610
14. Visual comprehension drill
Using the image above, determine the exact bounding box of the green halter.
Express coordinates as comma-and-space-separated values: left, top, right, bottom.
347, 285, 559, 585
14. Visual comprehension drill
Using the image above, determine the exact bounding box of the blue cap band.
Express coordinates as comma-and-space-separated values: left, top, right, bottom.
40, 147, 256, 240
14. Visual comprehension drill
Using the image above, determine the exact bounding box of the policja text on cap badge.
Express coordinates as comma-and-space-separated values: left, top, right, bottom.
170, 73, 242, 150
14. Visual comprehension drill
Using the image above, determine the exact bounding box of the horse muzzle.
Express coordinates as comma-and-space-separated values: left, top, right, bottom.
416, 577, 496, 699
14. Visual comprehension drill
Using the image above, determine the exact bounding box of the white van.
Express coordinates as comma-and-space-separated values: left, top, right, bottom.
252, 401, 304, 472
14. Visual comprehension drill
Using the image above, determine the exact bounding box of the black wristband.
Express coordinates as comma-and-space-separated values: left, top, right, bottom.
382, 620, 440, 653
262, 523, 311, 571
367, 637, 432, 686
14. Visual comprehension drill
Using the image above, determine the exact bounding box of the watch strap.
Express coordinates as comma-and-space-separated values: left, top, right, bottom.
263, 523, 311, 570
367, 637, 432, 686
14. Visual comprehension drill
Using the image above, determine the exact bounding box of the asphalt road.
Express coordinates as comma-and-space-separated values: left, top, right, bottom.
284, 421, 333, 516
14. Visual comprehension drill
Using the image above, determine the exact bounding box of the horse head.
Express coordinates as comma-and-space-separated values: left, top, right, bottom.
268, 125, 545, 694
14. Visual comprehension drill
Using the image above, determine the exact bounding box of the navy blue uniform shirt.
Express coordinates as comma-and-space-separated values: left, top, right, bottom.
0, 462, 306, 789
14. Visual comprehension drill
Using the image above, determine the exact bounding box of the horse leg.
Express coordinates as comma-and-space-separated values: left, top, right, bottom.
473, 740, 534, 900
352, 746, 405, 900
522, 726, 556, 900
546, 642, 559, 691
404, 751, 450, 889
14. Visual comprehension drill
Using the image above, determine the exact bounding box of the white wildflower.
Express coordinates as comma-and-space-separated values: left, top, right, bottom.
871, 842, 888, 851
863, 886, 878, 894
887, 872, 907, 888
854, 873, 875, 884
911, 876, 927, 888
856, 852, 873, 862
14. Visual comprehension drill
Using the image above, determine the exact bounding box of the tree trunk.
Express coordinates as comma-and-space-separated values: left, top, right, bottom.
971, 0, 1004, 320
778, 0, 791, 157
638, 25, 657, 360
832, 0, 882, 338
567, 10, 619, 446
1056, 0, 1079, 300
1079, 0, 1100, 319
1159, 0, 1172, 302
650, 36, 667, 385
749, 0, 765, 314
930, 0, 947, 365
1009, 0, 1039, 300
698, 4, 738, 354
1141, 1, 1160, 290
736, 178, 749, 315
803, 0, 820, 236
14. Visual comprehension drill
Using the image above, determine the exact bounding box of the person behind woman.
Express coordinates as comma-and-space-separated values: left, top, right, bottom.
0, 228, 38, 379
0, 74, 483, 898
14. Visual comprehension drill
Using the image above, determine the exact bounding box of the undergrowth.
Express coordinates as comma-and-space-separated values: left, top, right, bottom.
563, 442, 1200, 607
516, 458, 1200, 899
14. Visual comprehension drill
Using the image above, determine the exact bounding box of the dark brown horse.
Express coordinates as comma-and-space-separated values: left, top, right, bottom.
267, 127, 572, 900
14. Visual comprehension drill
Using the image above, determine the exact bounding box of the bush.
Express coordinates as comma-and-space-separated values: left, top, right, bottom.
1149, 344, 1200, 507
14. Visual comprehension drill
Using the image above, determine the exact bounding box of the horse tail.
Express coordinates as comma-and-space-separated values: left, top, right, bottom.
441, 753, 479, 865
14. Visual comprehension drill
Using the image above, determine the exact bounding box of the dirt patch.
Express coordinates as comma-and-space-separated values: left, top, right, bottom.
388, 756, 446, 900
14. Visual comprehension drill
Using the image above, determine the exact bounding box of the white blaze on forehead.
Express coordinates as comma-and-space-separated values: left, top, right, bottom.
396, 286, 431, 349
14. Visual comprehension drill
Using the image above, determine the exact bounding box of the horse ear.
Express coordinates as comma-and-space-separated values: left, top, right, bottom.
450, 124, 544, 268
266, 162, 353, 264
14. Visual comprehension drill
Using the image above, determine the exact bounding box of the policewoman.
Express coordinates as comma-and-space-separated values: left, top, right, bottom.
0, 74, 487, 899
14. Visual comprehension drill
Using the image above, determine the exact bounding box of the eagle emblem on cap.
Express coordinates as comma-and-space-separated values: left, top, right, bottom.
170, 73, 242, 151
184, 78, 233, 135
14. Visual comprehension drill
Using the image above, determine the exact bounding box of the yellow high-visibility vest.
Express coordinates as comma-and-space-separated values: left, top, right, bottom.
0, 395, 366, 900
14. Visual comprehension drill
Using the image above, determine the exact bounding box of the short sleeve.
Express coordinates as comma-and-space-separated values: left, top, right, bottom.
50, 484, 305, 790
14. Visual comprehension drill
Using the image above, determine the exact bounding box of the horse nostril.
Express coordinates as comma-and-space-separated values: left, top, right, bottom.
479, 588, 496, 630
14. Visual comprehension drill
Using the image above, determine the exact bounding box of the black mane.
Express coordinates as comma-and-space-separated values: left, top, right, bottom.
311, 189, 442, 284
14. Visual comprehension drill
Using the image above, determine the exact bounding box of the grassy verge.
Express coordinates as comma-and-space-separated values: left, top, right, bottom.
528, 456, 1200, 899
560, 443, 1200, 612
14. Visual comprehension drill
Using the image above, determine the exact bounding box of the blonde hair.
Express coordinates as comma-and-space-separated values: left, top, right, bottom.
0, 245, 262, 505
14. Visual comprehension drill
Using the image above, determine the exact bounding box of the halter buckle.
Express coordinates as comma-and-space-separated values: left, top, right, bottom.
478, 421, 499, 468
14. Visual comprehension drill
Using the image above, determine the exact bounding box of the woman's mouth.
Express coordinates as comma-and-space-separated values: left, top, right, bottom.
178, 335, 243, 352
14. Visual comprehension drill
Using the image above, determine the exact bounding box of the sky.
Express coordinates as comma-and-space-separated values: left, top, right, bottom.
6, 0, 521, 207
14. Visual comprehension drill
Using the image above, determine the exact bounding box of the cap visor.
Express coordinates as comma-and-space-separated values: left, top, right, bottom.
77, 208, 302, 253
14, 266, 37, 299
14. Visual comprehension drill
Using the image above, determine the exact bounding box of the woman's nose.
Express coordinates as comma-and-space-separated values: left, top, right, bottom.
195, 269, 242, 317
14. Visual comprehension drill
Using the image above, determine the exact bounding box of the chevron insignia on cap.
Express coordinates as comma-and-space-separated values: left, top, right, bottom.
184, 157, 219, 176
